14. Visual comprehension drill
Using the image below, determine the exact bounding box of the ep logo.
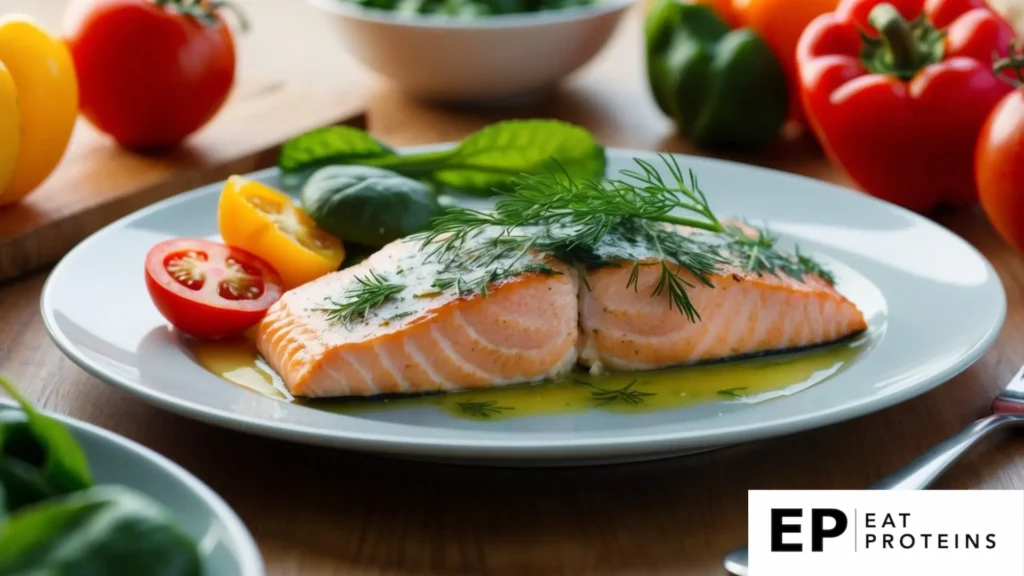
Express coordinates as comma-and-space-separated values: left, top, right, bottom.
771, 508, 848, 552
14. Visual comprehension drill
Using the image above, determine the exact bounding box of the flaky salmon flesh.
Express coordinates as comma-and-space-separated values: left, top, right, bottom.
256, 225, 867, 398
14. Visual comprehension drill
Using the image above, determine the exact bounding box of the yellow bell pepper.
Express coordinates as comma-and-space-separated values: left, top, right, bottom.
0, 15, 79, 206
218, 176, 346, 289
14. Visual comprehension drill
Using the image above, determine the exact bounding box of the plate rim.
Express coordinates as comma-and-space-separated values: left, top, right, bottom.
40, 147, 1007, 461
0, 399, 265, 574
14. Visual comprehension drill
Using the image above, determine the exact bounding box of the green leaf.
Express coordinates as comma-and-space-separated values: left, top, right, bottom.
0, 376, 92, 509
278, 126, 396, 173
374, 120, 607, 194
276, 120, 606, 197
0, 485, 202, 576
301, 165, 444, 248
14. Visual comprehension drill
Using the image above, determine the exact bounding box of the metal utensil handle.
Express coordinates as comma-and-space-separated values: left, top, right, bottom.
870, 413, 1024, 491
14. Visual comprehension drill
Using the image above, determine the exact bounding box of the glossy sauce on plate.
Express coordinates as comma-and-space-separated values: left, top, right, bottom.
189, 333, 871, 421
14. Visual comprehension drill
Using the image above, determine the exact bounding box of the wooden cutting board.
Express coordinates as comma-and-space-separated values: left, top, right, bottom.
0, 80, 366, 283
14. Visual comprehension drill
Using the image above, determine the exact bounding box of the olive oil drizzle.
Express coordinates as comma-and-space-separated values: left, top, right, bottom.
188, 332, 870, 422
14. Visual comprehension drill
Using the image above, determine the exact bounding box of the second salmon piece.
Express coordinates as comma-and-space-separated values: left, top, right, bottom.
256, 233, 580, 398
577, 224, 867, 372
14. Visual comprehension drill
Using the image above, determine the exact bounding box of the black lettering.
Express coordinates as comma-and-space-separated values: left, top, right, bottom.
921, 534, 932, 548
899, 512, 910, 528
987, 535, 997, 549
865, 534, 876, 548
966, 534, 979, 549
771, 509, 803, 552
811, 509, 848, 552
882, 513, 895, 528
883, 534, 894, 549
938, 534, 948, 549
865, 513, 875, 528
900, 534, 915, 549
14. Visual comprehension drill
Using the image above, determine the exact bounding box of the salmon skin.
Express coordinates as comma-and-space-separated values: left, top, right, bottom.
256, 223, 866, 398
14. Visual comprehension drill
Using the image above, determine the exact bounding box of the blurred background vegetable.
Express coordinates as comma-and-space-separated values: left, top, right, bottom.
796, 0, 1015, 212
0, 15, 78, 207
62, 0, 242, 150
977, 43, 1024, 254
732, 0, 838, 124
693, 0, 741, 26
645, 0, 788, 150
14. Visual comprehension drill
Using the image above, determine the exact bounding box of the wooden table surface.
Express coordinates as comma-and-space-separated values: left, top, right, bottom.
4, 1, 1024, 575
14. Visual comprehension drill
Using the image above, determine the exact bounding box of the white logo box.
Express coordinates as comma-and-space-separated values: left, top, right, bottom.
748, 490, 1024, 576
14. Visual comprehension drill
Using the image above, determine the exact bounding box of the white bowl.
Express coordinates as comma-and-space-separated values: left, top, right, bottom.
306, 0, 636, 101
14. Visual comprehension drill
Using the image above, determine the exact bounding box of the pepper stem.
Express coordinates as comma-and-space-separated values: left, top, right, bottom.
869, 3, 922, 72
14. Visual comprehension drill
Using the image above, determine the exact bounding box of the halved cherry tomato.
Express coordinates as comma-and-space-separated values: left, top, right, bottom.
145, 238, 283, 340
218, 176, 345, 289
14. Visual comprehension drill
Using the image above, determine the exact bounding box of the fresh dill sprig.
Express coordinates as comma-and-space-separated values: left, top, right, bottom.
575, 379, 657, 407
414, 154, 834, 321
717, 387, 748, 399
456, 400, 514, 418
417, 154, 725, 266
313, 270, 405, 324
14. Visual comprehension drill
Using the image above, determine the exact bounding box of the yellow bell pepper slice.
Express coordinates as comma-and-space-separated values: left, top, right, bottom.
218, 176, 345, 289
0, 15, 78, 205
0, 62, 19, 196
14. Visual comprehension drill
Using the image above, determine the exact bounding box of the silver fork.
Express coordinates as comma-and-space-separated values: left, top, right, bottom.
723, 364, 1024, 576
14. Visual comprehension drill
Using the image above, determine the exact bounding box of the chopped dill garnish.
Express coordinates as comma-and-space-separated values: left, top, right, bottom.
575, 379, 657, 406
724, 225, 835, 285
433, 262, 559, 297
380, 311, 414, 326
717, 387, 748, 399
313, 270, 404, 325
456, 400, 514, 418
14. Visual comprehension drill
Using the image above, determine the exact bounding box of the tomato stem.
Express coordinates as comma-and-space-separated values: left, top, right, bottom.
153, 0, 249, 33
993, 41, 1024, 88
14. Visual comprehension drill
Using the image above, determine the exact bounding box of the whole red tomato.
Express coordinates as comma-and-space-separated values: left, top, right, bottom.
63, 0, 239, 149
977, 49, 1024, 253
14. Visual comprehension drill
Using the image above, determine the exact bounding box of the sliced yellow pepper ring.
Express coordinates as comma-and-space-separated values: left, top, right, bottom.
217, 176, 345, 289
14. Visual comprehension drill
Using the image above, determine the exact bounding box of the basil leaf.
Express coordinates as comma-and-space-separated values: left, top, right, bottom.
0, 376, 92, 509
278, 126, 396, 173
0, 485, 202, 576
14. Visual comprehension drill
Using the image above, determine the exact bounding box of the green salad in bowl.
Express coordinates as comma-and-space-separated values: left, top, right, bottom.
307, 0, 633, 101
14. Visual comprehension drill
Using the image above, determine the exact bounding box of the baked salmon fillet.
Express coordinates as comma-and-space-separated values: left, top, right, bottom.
256, 234, 579, 398
577, 224, 867, 372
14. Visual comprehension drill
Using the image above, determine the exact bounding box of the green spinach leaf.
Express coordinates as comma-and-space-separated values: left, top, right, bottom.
0, 376, 92, 513
278, 125, 397, 173
302, 165, 445, 248
278, 120, 607, 196
0, 485, 202, 576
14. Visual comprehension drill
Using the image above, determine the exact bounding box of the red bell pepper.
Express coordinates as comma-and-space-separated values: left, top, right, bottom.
796, 0, 1016, 212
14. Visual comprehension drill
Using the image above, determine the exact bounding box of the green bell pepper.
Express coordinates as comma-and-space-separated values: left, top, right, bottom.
645, 0, 788, 150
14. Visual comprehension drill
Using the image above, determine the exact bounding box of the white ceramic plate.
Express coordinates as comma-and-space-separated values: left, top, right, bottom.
0, 400, 263, 575
41, 148, 1005, 466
